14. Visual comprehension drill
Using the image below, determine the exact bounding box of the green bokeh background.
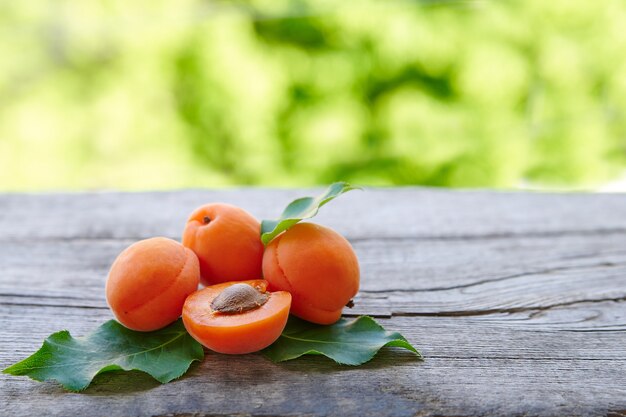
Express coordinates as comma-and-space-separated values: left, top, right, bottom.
2, 0, 626, 190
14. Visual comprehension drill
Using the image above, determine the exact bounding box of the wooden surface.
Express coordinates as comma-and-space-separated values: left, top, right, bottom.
1, 188, 625, 417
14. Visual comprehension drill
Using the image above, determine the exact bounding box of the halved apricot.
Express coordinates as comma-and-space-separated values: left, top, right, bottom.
182, 280, 291, 354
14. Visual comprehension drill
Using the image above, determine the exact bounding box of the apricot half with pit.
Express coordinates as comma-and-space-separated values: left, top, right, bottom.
182, 280, 291, 354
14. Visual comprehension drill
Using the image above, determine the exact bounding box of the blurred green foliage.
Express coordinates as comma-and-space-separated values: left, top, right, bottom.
1, 0, 626, 190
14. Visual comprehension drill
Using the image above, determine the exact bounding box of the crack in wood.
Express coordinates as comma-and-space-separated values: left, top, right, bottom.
4, 296, 626, 320
150, 414, 306, 417
0, 302, 109, 310
360, 260, 626, 294
389, 296, 626, 318
424, 356, 626, 361
0, 292, 102, 301
3, 227, 626, 244
556, 328, 626, 333
349, 227, 626, 242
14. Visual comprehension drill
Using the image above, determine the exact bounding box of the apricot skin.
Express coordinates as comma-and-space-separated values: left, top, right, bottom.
182, 280, 291, 354
182, 203, 264, 286
262, 223, 360, 325
106, 237, 200, 332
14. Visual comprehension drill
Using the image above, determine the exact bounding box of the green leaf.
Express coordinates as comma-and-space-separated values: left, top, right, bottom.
262, 315, 421, 365
260, 181, 360, 245
3, 319, 204, 392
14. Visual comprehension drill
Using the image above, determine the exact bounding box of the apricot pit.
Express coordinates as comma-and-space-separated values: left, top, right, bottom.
210, 283, 270, 314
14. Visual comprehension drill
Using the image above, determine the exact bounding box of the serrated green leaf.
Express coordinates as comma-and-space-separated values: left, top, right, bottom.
260, 181, 360, 245
3, 319, 204, 391
262, 315, 421, 365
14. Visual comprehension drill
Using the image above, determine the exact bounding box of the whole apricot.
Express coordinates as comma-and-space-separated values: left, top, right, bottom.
183, 280, 291, 354
106, 237, 200, 331
262, 222, 360, 324
182, 203, 264, 286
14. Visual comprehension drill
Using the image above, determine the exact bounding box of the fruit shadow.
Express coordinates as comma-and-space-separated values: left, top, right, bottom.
266, 347, 423, 374
81, 361, 202, 396
78, 371, 160, 395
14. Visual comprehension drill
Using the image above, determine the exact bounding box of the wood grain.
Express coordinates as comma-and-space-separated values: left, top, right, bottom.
3, 188, 626, 241
1, 189, 625, 417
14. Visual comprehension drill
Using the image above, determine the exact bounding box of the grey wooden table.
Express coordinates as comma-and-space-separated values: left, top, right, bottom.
1, 188, 625, 417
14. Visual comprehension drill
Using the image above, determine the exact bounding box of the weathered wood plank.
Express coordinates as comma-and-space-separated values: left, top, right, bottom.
1, 304, 625, 417
2, 356, 624, 417
2, 302, 625, 360
1, 189, 625, 417
2, 188, 626, 241
1, 235, 625, 316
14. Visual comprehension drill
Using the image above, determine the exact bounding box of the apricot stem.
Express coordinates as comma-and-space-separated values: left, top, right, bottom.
203, 216, 211, 224
346, 299, 355, 308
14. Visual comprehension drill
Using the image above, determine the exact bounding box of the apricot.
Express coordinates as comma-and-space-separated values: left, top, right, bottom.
106, 237, 200, 331
182, 280, 291, 354
262, 222, 360, 325
182, 203, 264, 286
